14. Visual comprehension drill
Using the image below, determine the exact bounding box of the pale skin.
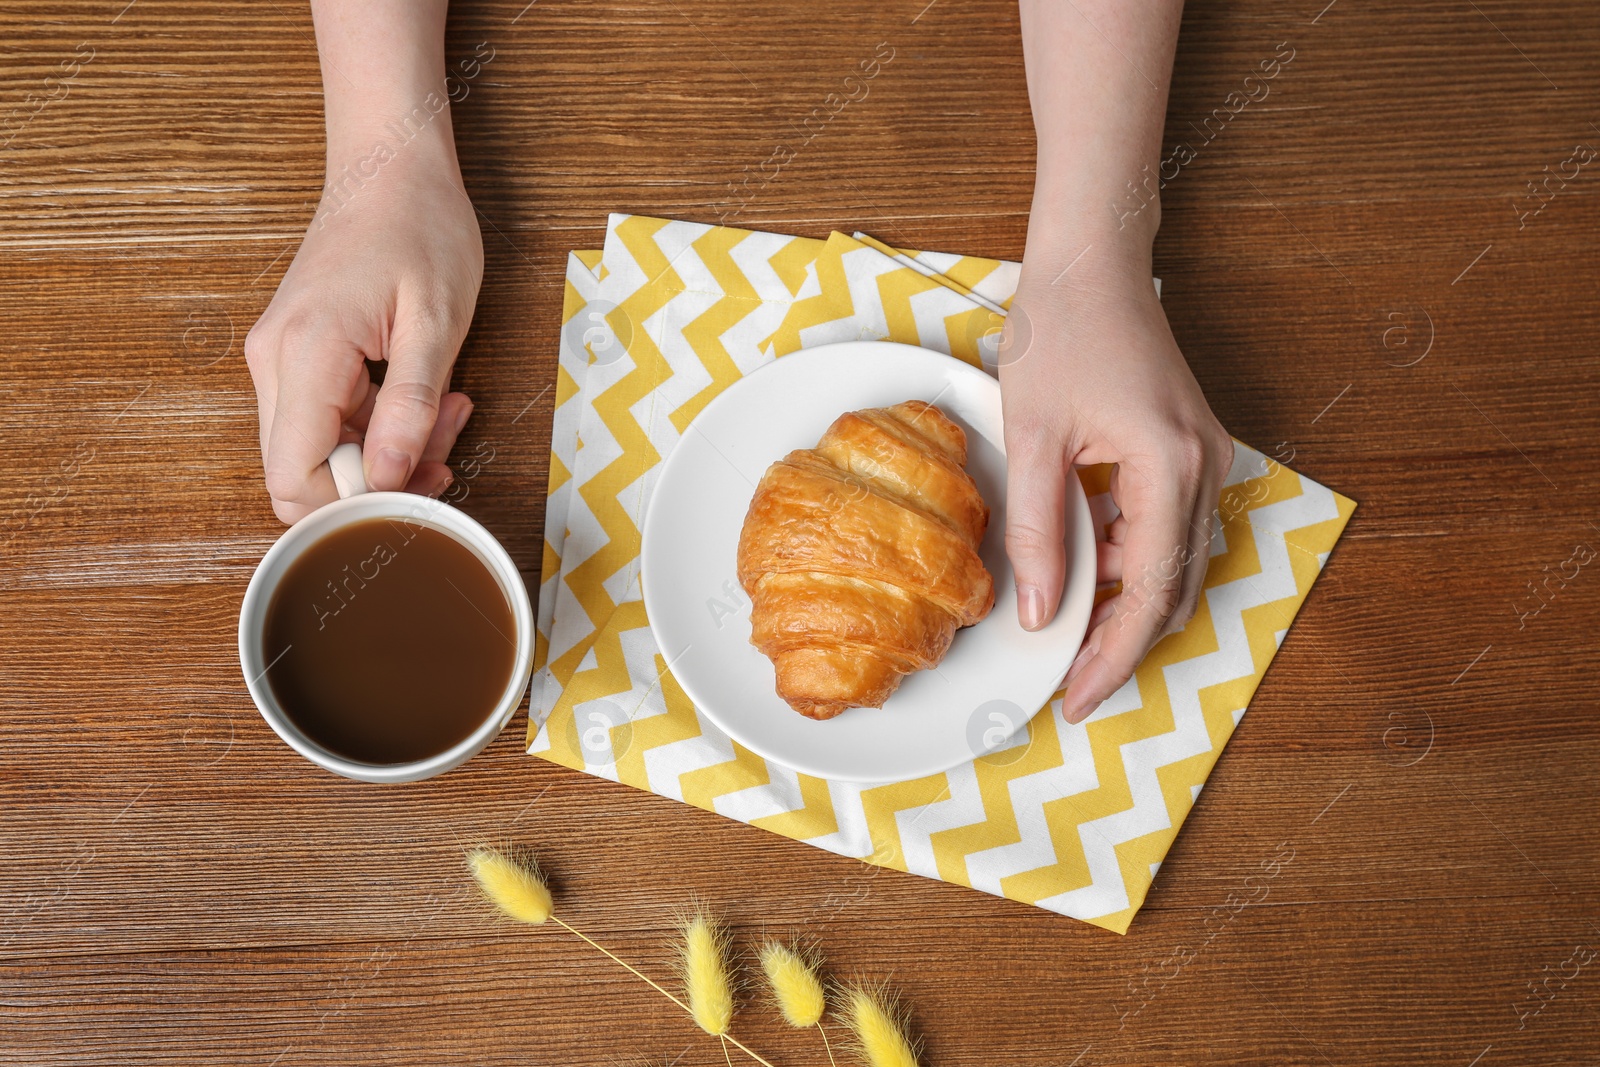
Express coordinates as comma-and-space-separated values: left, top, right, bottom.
1008, 0, 1232, 722
246, 0, 478, 520
247, 0, 1228, 723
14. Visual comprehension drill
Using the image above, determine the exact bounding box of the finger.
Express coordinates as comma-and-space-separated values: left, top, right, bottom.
1157, 466, 1227, 642
1003, 432, 1069, 632
1096, 512, 1129, 583
249, 353, 278, 461
362, 302, 463, 491
1106, 513, 1129, 545
420, 392, 473, 467
396, 392, 470, 498
1096, 538, 1124, 584
334, 367, 373, 447
343, 379, 380, 437
405, 461, 455, 498
263, 337, 368, 524
1086, 592, 1119, 633
1060, 460, 1197, 724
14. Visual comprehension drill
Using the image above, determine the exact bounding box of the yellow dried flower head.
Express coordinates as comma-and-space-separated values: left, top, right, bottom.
467, 847, 553, 925
758, 941, 826, 1028
842, 983, 920, 1067
677, 909, 735, 1036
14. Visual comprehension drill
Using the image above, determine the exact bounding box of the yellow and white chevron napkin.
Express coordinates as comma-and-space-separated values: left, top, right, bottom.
529, 213, 1354, 933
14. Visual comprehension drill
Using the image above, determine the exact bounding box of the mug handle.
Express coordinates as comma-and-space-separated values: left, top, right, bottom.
327, 442, 369, 499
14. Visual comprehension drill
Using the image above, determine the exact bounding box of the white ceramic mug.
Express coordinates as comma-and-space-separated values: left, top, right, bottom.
238, 443, 534, 783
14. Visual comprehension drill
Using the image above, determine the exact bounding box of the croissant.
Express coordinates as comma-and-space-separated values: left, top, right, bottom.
736, 400, 995, 720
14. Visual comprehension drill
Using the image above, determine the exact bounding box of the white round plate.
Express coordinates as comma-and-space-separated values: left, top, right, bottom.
640, 341, 1096, 783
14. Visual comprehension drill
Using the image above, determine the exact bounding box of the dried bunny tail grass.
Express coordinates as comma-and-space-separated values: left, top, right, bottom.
465, 859, 779, 1067
675, 906, 736, 1036
467, 852, 691, 1018
467, 846, 553, 925
840, 981, 921, 1067
758, 940, 827, 1028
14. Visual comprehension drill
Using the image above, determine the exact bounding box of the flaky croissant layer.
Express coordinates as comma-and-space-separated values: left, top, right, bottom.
736, 400, 995, 719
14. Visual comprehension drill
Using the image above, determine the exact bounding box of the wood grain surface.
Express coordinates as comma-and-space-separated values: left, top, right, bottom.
3, 1, 1599, 1064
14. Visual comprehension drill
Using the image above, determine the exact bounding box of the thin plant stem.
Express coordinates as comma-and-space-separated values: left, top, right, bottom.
720, 1035, 735, 1067
551, 917, 688, 1011
717, 1033, 776, 1067
548, 917, 779, 1067
817, 1021, 838, 1067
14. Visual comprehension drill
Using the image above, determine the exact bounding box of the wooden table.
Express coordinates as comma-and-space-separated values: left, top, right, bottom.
4, 1, 1598, 1063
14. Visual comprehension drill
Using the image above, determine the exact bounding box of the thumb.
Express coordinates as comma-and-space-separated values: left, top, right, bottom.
1003, 430, 1070, 632
363, 311, 460, 491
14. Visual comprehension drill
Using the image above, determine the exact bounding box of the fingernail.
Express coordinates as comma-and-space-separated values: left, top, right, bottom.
1019, 584, 1045, 631
370, 447, 412, 490
453, 402, 472, 435
432, 468, 455, 498
1065, 699, 1102, 725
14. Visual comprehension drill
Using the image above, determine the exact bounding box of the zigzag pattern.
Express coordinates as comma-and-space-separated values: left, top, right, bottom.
530, 253, 604, 726
927, 708, 1066, 889
530, 215, 1355, 933
537, 216, 685, 726
671, 227, 759, 434
1000, 462, 1306, 912
750, 770, 839, 840
763, 238, 848, 356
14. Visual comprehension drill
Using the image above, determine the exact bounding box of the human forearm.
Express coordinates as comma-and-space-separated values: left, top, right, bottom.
309, 0, 459, 167
1018, 0, 1183, 270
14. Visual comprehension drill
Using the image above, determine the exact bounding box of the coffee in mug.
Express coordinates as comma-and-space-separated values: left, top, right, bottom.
261, 517, 517, 764
239, 443, 534, 782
